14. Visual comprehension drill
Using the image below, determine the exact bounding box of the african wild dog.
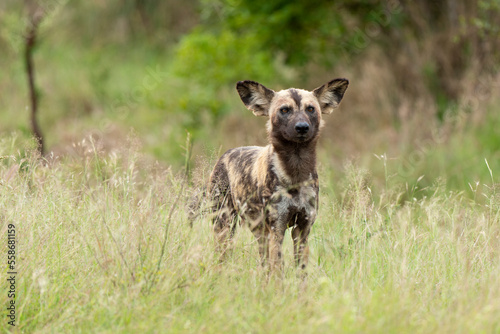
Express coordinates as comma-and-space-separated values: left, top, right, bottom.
208, 78, 349, 271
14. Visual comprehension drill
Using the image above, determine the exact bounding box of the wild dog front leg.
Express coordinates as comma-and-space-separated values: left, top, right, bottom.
268, 221, 286, 272
292, 224, 311, 270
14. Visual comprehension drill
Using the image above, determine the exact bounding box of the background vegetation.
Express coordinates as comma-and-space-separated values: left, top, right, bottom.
1, 0, 499, 332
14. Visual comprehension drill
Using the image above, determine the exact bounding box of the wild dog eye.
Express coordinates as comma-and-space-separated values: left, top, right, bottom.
306, 106, 315, 113
280, 107, 291, 114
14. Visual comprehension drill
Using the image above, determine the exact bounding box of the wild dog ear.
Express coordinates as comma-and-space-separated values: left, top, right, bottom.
236, 80, 275, 116
313, 78, 349, 114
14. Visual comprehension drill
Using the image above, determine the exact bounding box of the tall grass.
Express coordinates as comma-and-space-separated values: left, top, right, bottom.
1, 135, 499, 333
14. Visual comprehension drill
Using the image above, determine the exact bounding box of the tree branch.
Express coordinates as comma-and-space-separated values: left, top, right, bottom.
24, 10, 44, 155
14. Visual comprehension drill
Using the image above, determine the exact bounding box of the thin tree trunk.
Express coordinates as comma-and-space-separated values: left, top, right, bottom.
25, 16, 44, 155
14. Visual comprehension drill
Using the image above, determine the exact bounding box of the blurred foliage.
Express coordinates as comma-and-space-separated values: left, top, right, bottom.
198, 0, 347, 66
184, 0, 397, 69
174, 29, 275, 86
172, 29, 277, 122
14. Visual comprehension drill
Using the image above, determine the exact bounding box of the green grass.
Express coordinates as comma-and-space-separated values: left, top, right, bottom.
1, 136, 499, 333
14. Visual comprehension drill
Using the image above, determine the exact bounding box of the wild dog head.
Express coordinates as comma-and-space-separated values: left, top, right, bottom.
236, 79, 349, 144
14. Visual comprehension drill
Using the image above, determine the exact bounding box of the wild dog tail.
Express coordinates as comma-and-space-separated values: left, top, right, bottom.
187, 187, 207, 227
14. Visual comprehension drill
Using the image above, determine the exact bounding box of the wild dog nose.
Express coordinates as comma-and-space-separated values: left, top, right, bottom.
295, 122, 309, 134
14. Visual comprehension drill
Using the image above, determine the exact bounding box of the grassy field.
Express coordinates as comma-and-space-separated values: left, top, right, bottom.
1, 135, 499, 333
2, 1, 500, 332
